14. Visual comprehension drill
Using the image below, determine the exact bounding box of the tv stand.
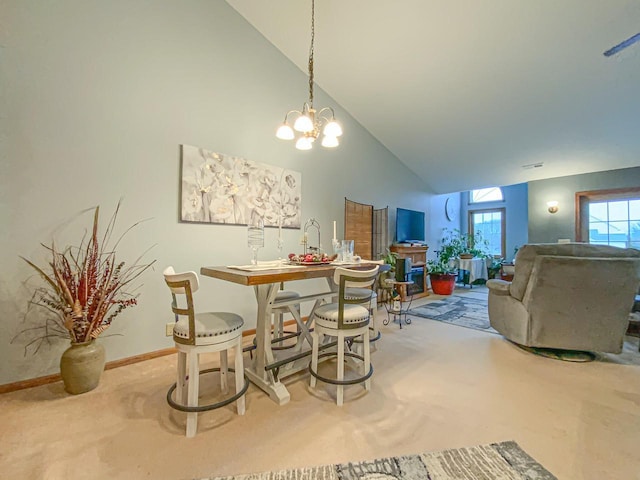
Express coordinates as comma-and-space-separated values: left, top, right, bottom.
390, 244, 429, 299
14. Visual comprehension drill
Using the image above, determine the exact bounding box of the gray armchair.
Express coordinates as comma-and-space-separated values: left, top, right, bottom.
487, 243, 640, 354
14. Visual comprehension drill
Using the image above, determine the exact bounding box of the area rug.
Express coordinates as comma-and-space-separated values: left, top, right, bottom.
202, 441, 556, 479
408, 294, 497, 334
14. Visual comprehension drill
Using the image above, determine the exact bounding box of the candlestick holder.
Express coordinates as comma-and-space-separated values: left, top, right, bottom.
303, 218, 321, 255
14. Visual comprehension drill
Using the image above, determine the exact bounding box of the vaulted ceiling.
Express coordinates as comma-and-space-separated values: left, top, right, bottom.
227, 0, 640, 193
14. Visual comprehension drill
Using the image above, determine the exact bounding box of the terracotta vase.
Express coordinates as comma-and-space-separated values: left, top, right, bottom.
60, 340, 106, 394
430, 273, 456, 295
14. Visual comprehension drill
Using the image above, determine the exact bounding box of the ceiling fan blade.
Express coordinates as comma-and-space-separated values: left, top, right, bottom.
603, 32, 640, 57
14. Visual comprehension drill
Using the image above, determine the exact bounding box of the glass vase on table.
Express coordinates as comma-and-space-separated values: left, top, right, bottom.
332, 238, 342, 262
341, 240, 354, 263
247, 217, 264, 265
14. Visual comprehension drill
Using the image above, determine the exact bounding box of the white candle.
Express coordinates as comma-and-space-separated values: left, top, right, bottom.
333, 220, 337, 240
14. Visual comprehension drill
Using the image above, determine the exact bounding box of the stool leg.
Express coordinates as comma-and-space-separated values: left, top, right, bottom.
234, 338, 245, 415
275, 311, 284, 339
176, 350, 187, 406
310, 330, 319, 388
186, 350, 199, 438
220, 350, 228, 394
363, 329, 371, 391
337, 333, 345, 406
370, 297, 379, 347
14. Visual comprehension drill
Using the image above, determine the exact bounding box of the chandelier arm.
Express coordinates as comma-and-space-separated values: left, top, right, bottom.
307, 0, 315, 107
316, 106, 335, 121
283, 109, 303, 123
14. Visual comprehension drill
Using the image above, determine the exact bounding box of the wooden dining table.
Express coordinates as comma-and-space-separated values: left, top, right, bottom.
200, 262, 381, 405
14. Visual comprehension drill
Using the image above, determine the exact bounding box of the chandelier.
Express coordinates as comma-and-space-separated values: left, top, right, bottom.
275, 0, 342, 150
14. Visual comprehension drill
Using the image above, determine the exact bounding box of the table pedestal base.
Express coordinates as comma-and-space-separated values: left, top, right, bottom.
244, 368, 291, 405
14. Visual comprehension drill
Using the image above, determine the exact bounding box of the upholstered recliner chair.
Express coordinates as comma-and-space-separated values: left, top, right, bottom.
487, 243, 640, 354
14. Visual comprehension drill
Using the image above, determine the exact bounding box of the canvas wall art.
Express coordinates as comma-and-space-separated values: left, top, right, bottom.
180, 145, 301, 228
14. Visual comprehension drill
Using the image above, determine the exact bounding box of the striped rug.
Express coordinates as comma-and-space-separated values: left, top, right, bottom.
202, 441, 556, 480
408, 293, 497, 334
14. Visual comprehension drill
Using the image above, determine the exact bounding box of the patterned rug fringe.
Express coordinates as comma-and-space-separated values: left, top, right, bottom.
202, 441, 557, 480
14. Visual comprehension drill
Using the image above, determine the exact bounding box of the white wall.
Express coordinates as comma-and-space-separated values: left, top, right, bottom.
0, 0, 434, 384
428, 193, 461, 261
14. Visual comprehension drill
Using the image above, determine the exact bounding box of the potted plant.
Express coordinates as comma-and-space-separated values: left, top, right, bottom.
427, 258, 458, 295
19, 202, 155, 394
487, 257, 504, 279
380, 248, 399, 271
440, 228, 492, 260
378, 248, 399, 301
438, 229, 467, 261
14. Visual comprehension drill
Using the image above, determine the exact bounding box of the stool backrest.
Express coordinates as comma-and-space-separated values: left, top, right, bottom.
334, 266, 379, 329
163, 266, 198, 345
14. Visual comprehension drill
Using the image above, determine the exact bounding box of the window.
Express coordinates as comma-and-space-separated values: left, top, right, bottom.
470, 187, 503, 203
469, 208, 505, 258
577, 187, 640, 248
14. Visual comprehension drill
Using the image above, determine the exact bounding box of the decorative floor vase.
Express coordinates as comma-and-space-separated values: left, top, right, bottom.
60, 340, 106, 394
430, 273, 456, 295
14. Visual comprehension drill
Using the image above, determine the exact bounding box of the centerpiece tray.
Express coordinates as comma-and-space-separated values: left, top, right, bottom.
288, 260, 333, 266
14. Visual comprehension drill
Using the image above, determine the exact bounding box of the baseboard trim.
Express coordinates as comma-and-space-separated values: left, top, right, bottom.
0, 347, 179, 395
0, 321, 297, 395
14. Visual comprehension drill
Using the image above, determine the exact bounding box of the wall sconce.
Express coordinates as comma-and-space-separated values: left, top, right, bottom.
547, 201, 559, 214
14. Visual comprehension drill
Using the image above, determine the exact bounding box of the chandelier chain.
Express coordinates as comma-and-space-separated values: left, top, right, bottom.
308, 0, 315, 106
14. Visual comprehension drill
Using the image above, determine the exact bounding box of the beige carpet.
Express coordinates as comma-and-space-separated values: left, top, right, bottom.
1, 287, 639, 480
414, 288, 640, 366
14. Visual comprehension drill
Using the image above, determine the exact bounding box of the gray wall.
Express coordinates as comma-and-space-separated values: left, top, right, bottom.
0, 1, 433, 384
528, 167, 640, 243
460, 184, 529, 262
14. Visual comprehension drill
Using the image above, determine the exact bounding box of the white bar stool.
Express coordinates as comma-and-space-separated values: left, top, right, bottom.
163, 266, 249, 438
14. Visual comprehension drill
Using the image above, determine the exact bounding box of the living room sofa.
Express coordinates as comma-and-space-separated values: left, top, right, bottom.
487, 243, 640, 354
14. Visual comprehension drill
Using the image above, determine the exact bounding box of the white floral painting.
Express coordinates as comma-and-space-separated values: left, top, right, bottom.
180, 145, 301, 228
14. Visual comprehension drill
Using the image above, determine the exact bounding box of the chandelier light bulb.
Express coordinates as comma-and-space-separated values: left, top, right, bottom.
276, 124, 295, 140
293, 114, 314, 133
323, 120, 342, 137
321, 135, 339, 148
295, 137, 313, 150
275, 1, 341, 151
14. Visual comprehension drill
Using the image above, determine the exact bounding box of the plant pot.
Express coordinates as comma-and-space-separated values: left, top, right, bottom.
459, 253, 474, 259
429, 273, 457, 295
60, 339, 106, 394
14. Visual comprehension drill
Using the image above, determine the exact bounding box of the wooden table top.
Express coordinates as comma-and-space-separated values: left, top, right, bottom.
201, 263, 385, 287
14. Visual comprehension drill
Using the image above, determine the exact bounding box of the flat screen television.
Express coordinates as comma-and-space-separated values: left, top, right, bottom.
396, 208, 425, 243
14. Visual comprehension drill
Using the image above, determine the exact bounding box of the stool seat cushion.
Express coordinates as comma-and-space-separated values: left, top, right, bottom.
273, 290, 301, 314
344, 287, 377, 301
174, 312, 243, 345
314, 303, 370, 329
275, 290, 301, 301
